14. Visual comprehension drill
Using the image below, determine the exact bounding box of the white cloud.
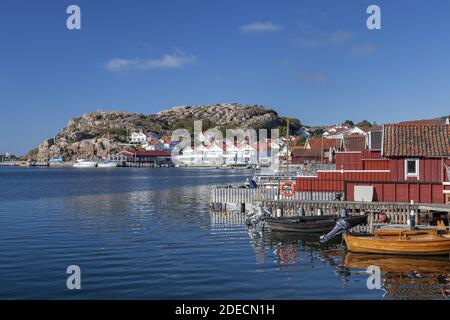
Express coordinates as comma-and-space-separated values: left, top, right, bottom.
291, 29, 355, 48
348, 43, 376, 57
240, 22, 283, 34
106, 52, 196, 72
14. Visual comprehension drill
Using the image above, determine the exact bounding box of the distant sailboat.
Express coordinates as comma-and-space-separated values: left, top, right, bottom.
98, 132, 118, 168
73, 141, 98, 168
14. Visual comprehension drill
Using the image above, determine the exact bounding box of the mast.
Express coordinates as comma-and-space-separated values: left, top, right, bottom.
285, 117, 289, 179
106, 132, 110, 160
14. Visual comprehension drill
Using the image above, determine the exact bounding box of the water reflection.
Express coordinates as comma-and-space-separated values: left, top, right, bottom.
213, 211, 450, 299
343, 253, 450, 299
2, 167, 449, 299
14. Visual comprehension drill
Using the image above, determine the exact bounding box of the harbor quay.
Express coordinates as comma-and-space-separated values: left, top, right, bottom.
209, 183, 450, 231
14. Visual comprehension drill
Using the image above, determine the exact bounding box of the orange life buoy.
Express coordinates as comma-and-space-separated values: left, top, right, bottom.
280, 180, 296, 197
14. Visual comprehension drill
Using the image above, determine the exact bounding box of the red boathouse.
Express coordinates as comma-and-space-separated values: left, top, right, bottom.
295, 124, 450, 204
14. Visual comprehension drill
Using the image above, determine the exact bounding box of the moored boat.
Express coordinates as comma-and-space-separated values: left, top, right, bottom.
344, 228, 450, 256
97, 160, 118, 168
18, 161, 32, 167
97, 133, 118, 168
73, 159, 98, 168
265, 214, 367, 233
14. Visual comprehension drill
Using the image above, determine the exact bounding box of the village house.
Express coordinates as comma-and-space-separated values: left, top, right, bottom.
295, 123, 450, 204
0, 153, 18, 162
292, 137, 341, 164
119, 150, 172, 165
323, 126, 350, 139
143, 139, 164, 151
174, 138, 275, 166
160, 136, 178, 151
129, 131, 148, 145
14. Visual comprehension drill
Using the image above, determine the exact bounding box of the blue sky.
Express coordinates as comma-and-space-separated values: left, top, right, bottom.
1, 0, 450, 154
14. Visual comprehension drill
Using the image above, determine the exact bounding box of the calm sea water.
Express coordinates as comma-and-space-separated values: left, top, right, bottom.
0, 167, 449, 300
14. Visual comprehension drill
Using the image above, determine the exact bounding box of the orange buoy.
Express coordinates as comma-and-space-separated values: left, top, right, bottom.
280, 181, 296, 197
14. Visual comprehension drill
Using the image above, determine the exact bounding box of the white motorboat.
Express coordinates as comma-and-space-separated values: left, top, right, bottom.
97, 160, 118, 168
73, 159, 98, 168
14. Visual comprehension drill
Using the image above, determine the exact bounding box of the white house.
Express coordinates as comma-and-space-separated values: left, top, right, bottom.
347, 126, 367, 136
174, 139, 278, 167
324, 127, 351, 140
160, 136, 178, 151
130, 131, 148, 144
237, 143, 258, 164
224, 141, 240, 165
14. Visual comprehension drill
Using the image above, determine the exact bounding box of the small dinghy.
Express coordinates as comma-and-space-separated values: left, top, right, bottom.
343, 228, 450, 256
321, 216, 450, 256
265, 214, 367, 234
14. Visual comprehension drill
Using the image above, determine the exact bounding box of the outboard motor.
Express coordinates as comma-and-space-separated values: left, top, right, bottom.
245, 206, 271, 227
319, 208, 350, 244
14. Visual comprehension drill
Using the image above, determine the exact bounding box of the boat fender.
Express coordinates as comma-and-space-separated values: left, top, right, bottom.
298, 207, 305, 217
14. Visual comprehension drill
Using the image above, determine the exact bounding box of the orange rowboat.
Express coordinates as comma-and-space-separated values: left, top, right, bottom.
344, 228, 450, 256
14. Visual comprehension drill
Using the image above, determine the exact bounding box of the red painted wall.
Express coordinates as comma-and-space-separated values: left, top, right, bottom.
389, 158, 445, 183
336, 152, 362, 170
344, 182, 444, 203
297, 151, 447, 203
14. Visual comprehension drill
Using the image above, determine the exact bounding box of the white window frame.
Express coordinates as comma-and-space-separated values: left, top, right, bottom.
404, 158, 419, 179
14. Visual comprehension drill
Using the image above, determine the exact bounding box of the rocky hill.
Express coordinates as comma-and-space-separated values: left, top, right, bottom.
32, 103, 292, 161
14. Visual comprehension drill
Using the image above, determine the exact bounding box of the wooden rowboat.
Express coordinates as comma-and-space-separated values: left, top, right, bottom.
265, 214, 367, 233
344, 228, 450, 256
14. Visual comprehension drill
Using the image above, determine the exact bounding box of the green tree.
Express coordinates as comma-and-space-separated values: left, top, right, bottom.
312, 128, 324, 137
341, 120, 354, 127
355, 120, 373, 127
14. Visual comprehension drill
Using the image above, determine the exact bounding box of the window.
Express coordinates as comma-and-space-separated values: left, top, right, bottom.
405, 159, 419, 179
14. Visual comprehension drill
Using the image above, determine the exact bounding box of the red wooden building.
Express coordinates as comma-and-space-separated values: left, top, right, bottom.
295, 124, 450, 204
120, 150, 172, 164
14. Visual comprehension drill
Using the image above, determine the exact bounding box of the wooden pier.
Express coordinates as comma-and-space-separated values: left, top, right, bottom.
0, 161, 49, 167
209, 186, 335, 204
209, 185, 450, 227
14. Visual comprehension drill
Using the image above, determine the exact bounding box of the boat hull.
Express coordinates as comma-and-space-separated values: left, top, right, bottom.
344, 233, 450, 256
73, 161, 98, 168
265, 215, 367, 233
97, 162, 118, 168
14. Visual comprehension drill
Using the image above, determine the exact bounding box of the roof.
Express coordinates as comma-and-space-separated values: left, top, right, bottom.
398, 118, 448, 125
383, 124, 450, 157
121, 150, 171, 157
306, 138, 341, 151
146, 140, 162, 146
359, 125, 383, 132
326, 127, 350, 136
288, 145, 305, 150
292, 149, 323, 157
343, 135, 366, 152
